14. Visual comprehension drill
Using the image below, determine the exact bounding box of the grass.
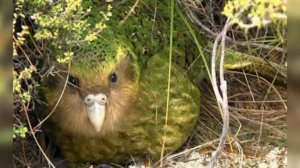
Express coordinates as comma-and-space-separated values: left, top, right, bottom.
12, 0, 287, 167
160, 0, 175, 165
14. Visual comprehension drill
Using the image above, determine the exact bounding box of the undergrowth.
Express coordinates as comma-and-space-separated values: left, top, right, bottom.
13, 0, 287, 167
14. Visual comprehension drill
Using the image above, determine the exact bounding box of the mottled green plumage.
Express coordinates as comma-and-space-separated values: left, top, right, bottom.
43, 1, 203, 161
45, 47, 200, 163
42, 0, 285, 165
84, 0, 206, 83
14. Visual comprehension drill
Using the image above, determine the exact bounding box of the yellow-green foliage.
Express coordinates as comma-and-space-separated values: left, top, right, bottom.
28, 0, 113, 63
223, 0, 287, 28
13, 0, 37, 105
13, 0, 41, 140
13, 66, 37, 104
13, 126, 28, 139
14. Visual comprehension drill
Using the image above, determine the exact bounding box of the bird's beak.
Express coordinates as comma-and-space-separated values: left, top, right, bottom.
84, 93, 107, 132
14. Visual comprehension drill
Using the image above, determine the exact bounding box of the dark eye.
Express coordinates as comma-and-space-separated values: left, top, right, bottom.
68, 75, 79, 87
110, 73, 117, 83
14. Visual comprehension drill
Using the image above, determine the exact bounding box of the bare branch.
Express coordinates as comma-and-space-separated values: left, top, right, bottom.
210, 19, 231, 168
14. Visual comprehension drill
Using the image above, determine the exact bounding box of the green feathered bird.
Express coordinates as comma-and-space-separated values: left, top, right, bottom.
44, 43, 200, 164
42, 0, 285, 165
43, 0, 202, 164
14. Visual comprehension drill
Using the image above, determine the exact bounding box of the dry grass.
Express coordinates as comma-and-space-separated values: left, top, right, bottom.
160, 72, 287, 167
12, 0, 287, 167
158, 1, 287, 167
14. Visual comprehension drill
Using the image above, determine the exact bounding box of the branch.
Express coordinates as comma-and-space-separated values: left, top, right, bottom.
210, 19, 231, 168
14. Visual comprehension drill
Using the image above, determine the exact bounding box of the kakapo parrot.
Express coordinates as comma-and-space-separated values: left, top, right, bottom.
44, 43, 200, 164
42, 1, 202, 164
41, 0, 286, 165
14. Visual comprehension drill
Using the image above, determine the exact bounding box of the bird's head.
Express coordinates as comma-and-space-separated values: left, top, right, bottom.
44, 41, 140, 136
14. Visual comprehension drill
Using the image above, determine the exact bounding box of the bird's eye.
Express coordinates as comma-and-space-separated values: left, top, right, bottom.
68, 75, 79, 87
110, 73, 117, 83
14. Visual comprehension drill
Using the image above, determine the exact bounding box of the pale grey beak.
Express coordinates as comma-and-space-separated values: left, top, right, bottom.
84, 93, 107, 132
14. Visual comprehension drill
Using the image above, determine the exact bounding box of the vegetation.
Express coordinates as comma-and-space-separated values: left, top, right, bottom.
13, 0, 286, 167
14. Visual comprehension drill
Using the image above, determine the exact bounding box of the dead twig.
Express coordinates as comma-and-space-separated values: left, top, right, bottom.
210, 19, 231, 167
34, 63, 71, 129
23, 103, 55, 168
